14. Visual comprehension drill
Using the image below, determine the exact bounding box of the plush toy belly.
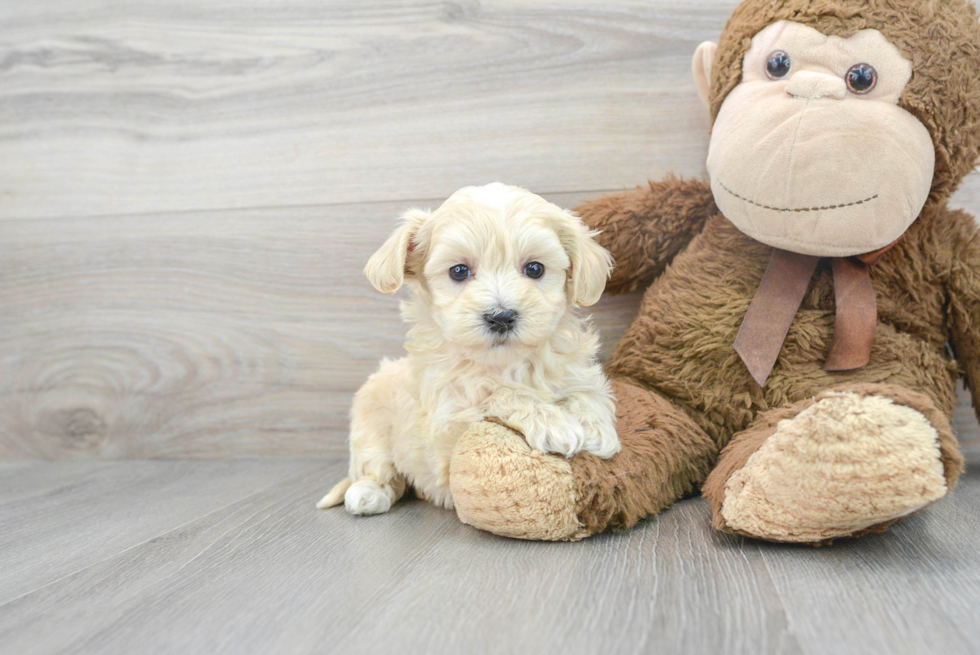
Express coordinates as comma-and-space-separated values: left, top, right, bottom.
603, 215, 958, 447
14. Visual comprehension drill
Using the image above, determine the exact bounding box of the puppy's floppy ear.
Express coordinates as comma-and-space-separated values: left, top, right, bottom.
555, 209, 613, 307
364, 208, 431, 294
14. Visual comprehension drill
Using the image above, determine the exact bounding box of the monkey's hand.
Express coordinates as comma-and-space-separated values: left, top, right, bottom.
574, 175, 716, 294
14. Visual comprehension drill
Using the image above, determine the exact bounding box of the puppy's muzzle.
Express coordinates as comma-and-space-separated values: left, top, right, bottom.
484, 309, 518, 335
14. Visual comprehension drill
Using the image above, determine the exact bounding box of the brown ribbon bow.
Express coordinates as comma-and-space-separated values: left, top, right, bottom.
734, 242, 897, 387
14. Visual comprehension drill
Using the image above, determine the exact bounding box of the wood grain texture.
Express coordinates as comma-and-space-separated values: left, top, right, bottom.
0, 0, 728, 219
0, 193, 641, 458
0, 459, 324, 604
1, 458, 979, 655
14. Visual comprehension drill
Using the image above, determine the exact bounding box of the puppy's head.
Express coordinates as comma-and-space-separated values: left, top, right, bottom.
365, 183, 612, 350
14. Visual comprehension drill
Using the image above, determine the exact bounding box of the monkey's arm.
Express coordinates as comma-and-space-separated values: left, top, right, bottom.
946, 209, 980, 421
574, 176, 716, 295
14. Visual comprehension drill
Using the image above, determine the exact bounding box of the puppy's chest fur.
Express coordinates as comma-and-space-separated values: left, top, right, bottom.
390, 348, 572, 494
413, 355, 562, 435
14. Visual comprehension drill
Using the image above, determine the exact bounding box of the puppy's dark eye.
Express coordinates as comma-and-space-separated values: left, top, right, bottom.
523, 262, 545, 279
765, 51, 792, 79
449, 264, 470, 282
846, 63, 877, 94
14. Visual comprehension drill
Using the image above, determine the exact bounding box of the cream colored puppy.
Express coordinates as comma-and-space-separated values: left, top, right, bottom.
317, 183, 618, 515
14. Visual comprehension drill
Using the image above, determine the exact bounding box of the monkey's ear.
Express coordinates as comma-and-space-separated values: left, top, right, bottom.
692, 41, 718, 109
364, 209, 431, 294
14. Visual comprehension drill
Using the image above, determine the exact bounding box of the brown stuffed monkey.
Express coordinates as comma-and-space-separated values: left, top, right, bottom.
448, 0, 980, 544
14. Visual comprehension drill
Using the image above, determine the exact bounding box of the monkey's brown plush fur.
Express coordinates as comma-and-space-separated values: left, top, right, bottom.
449, 0, 980, 544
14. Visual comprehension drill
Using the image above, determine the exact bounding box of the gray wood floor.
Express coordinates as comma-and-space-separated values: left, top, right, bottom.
2, 454, 979, 655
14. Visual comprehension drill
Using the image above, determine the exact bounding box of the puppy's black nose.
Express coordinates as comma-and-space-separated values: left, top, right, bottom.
484, 309, 518, 334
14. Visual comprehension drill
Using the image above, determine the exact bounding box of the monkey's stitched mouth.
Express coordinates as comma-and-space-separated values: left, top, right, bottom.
718, 180, 878, 213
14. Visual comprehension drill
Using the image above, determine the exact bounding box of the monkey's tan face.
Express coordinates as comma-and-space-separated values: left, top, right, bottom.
704, 21, 935, 257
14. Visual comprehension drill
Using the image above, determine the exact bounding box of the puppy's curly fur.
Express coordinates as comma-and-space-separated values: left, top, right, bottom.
317, 183, 619, 515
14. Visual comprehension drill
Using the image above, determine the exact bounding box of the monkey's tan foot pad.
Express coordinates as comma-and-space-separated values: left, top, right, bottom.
449, 421, 588, 541
704, 390, 953, 544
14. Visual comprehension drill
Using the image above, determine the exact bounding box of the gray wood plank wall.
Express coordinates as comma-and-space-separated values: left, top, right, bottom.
2, 0, 978, 458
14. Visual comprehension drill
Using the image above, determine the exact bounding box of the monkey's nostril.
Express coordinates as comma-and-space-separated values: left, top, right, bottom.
484, 310, 518, 334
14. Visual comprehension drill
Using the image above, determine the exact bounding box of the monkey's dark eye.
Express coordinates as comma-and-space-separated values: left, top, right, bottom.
846, 63, 877, 94
523, 262, 545, 279
449, 264, 470, 282
765, 51, 792, 79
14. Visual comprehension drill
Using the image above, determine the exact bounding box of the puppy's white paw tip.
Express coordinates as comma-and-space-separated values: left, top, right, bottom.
589, 442, 621, 459
345, 483, 392, 515
580, 421, 620, 459
526, 431, 577, 458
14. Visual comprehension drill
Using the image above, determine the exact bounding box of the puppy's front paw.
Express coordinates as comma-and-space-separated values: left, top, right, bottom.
344, 481, 392, 515
506, 404, 587, 458
579, 413, 620, 459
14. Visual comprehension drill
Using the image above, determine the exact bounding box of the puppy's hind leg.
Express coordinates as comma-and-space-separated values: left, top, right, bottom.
330, 358, 410, 515
344, 479, 404, 515
317, 475, 399, 515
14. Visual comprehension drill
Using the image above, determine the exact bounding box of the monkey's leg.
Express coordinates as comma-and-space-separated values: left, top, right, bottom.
449, 378, 718, 541
703, 383, 964, 545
